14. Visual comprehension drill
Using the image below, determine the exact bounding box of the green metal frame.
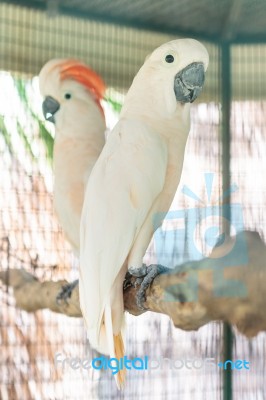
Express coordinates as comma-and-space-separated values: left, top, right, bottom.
221, 42, 233, 400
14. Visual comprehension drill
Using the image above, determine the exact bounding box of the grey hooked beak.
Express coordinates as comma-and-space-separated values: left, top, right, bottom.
42, 96, 60, 123
174, 62, 205, 103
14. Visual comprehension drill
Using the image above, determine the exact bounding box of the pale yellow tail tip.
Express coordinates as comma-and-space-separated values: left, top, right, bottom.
114, 332, 126, 389
116, 367, 126, 389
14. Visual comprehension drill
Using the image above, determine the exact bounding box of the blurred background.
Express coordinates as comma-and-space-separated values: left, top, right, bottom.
0, 0, 266, 399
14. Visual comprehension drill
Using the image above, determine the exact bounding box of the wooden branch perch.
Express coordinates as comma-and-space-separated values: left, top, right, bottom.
1, 230, 266, 338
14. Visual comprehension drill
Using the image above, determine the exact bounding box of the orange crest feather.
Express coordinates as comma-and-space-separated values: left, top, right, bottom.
60, 60, 105, 115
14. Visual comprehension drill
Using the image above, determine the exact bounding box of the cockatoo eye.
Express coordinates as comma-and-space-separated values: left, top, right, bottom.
64, 93, 72, 99
165, 54, 175, 63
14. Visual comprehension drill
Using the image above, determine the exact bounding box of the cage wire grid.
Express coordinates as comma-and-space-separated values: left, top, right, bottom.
0, 2, 265, 400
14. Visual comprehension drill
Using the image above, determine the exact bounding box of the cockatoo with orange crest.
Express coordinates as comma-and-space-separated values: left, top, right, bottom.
39, 59, 106, 253
79, 38, 209, 388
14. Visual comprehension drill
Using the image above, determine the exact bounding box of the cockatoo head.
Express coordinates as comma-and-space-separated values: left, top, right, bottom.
126, 38, 209, 116
39, 59, 105, 124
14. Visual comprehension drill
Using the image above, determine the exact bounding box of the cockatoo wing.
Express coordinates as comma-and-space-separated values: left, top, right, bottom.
79, 118, 167, 349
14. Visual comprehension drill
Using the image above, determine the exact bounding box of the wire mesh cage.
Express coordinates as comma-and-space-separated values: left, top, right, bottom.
0, 1, 266, 399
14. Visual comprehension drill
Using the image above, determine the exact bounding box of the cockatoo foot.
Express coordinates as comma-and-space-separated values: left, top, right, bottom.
128, 265, 148, 287
56, 279, 79, 304
128, 264, 170, 310
123, 271, 135, 290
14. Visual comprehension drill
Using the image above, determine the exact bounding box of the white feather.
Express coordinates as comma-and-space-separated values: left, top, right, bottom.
79, 39, 209, 379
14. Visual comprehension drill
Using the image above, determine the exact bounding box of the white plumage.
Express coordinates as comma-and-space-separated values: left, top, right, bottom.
39, 59, 106, 252
79, 39, 209, 387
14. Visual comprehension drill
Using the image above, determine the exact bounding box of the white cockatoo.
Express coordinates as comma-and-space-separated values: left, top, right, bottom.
39, 59, 106, 253
79, 39, 209, 387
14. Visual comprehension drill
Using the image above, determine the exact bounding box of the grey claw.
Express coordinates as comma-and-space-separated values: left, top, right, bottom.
56, 279, 79, 305
134, 277, 143, 287
123, 268, 147, 290
133, 264, 170, 311
123, 272, 134, 290
128, 265, 148, 278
